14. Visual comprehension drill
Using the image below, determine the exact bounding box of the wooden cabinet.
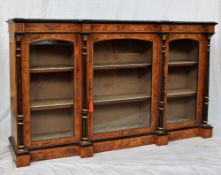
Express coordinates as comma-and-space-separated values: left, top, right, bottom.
8, 19, 216, 167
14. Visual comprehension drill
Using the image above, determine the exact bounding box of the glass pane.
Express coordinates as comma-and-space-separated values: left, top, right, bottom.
30, 40, 73, 68
93, 39, 152, 133
167, 97, 196, 124
167, 39, 199, 124
31, 108, 73, 141
169, 39, 199, 62
94, 39, 152, 65
93, 69, 151, 101
94, 100, 150, 133
29, 40, 74, 141
168, 67, 197, 95
30, 72, 73, 104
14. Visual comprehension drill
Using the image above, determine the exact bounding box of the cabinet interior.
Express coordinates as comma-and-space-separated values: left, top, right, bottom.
93, 100, 150, 133
166, 39, 199, 124
30, 72, 74, 108
29, 40, 75, 141
93, 39, 152, 134
169, 39, 199, 63
168, 67, 198, 96
30, 40, 73, 69
93, 68, 151, 103
31, 108, 73, 141
167, 96, 196, 123
94, 39, 152, 66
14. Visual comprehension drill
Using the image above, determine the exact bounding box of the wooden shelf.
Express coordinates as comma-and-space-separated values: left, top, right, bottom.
167, 117, 194, 124
32, 131, 73, 141
94, 63, 151, 70
30, 98, 73, 111
168, 61, 198, 67
94, 94, 150, 105
94, 113, 150, 134
30, 66, 74, 73
167, 89, 196, 98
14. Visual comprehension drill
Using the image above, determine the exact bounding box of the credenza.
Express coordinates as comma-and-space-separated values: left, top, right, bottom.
8, 18, 216, 167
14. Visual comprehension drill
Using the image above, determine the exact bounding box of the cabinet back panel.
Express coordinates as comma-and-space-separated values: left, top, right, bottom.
167, 97, 196, 124
93, 100, 150, 133
30, 72, 74, 103
94, 39, 152, 65
169, 39, 199, 62
168, 67, 197, 92
93, 69, 151, 99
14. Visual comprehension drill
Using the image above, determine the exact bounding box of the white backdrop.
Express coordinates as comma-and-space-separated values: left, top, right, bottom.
0, 0, 221, 174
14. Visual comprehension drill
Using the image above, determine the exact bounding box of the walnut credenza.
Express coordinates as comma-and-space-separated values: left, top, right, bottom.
8, 19, 216, 167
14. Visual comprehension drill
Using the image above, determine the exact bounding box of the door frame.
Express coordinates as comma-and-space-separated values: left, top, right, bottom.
21, 34, 82, 148
164, 34, 206, 130
87, 33, 159, 140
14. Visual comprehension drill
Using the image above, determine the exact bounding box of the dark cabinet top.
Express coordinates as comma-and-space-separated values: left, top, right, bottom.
8, 18, 217, 25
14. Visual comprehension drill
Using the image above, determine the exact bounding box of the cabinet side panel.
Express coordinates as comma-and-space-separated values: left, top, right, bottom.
9, 29, 18, 145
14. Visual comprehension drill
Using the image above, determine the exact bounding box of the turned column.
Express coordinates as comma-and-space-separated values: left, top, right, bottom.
79, 31, 93, 157
11, 34, 30, 167
155, 33, 169, 146
202, 34, 214, 126
200, 33, 214, 138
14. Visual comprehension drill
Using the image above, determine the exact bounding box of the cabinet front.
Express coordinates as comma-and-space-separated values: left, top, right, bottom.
22, 34, 81, 148
165, 34, 205, 129
88, 34, 158, 140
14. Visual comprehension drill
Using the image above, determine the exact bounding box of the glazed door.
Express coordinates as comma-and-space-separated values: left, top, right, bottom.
165, 34, 205, 129
88, 34, 159, 140
22, 34, 81, 148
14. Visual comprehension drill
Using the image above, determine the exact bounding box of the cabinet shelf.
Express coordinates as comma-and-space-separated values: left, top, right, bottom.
30, 98, 73, 111
167, 89, 196, 98
94, 94, 150, 105
30, 66, 74, 73
94, 63, 151, 70
32, 131, 73, 141
168, 61, 198, 67
167, 117, 193, 124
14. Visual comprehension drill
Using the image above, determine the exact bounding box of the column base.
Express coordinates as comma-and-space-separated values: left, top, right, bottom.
9, 136, 30, 167
199, 124, 213, 138
79, 141, 93, 158
14, 154, 30, 167
154, 130, 168, 146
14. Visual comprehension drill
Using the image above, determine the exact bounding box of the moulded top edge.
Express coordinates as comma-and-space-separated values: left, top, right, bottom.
7, 18, 217, 25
